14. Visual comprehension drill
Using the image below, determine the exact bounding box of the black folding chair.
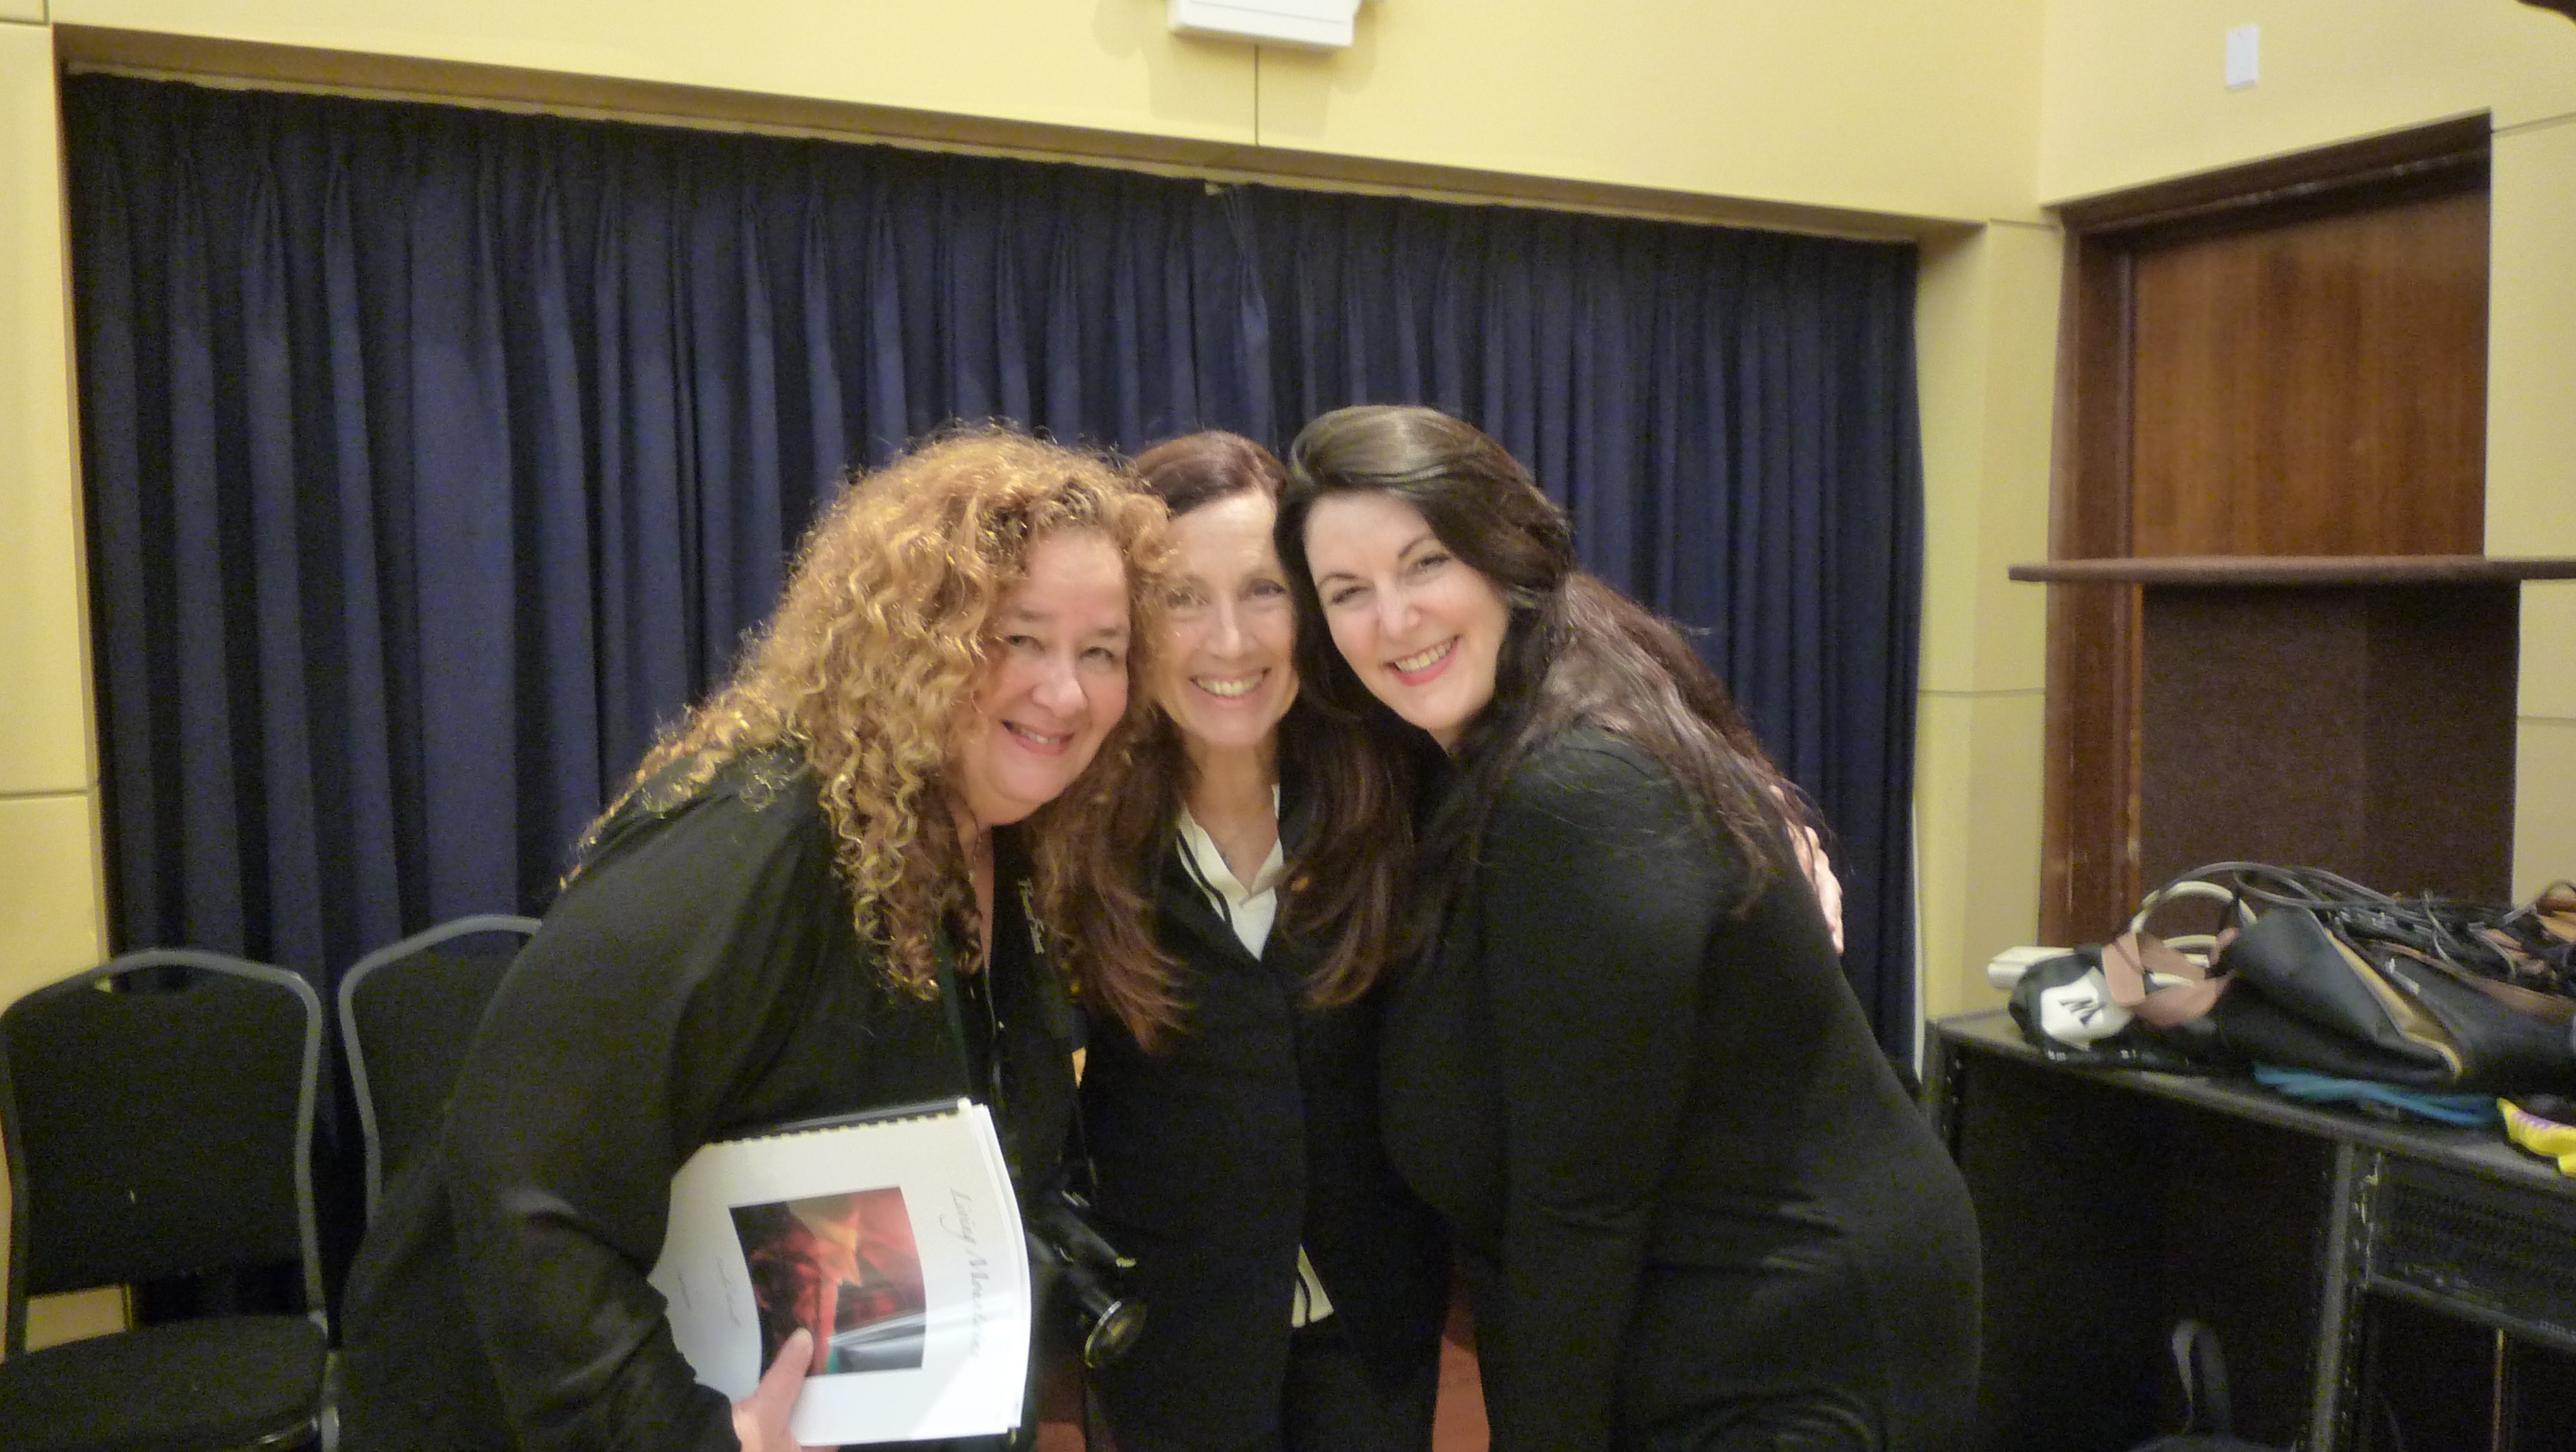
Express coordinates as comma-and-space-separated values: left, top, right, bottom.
337, 914, 540, 1218
0, 949, 330, 1451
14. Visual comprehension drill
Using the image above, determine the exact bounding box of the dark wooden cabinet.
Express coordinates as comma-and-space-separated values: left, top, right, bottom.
2040, 121, 2495, 945
2011, 554, 2576, 914
1986, 559, 2576, 1448
1931, 1011, 2576, 1451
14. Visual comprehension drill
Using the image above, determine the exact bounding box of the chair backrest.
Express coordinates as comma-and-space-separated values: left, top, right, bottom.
338, 915, 541, 1218
1, 950, 323, 1356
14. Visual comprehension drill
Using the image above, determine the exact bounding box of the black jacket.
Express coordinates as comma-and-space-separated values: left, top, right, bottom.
1078, 803, 1449, 1451
340, 753, 1075, 1451
1382, 731, 1980, 1452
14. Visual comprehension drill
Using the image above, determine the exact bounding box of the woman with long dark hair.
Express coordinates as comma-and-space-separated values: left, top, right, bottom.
1277, 405, 1978, 1452
1053, 432, 1450, 1452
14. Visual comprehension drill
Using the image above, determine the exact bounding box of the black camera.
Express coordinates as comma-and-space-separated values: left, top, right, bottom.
1023, 1186, 1146, 1368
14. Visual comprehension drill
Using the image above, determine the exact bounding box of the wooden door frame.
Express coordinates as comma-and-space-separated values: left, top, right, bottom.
2037, 117, 2491, 946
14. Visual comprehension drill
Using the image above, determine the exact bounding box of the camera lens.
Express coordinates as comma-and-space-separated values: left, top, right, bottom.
1076, 1287, 1145, 1368
1027, 1196, 1147, 1369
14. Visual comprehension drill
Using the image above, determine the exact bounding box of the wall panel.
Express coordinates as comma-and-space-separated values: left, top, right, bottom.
1918, 220, 2060, 698
56, 0, 2053, 224
0, 20, 93, 798
1914, 689, 2046, 1023
2039, 0, 2576, 204
2492, 118, 2576, 734
1257, 0, 2045, 224
2518, 720, 2576, 900
52, 0, 1259, 145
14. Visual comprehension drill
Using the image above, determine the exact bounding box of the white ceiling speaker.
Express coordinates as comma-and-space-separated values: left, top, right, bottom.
1169, 0, 1372, 51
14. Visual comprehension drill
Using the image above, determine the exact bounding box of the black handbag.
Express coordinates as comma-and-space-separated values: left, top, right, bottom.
2108, 864, 2576, 1096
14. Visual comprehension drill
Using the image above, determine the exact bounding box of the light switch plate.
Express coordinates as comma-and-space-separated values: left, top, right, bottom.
2226, 25, 2260, 90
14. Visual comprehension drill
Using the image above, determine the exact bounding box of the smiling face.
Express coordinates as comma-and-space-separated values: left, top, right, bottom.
950, 528, 1133, 832
1301, 491, 1510, 749
1153, 490, 1298, 762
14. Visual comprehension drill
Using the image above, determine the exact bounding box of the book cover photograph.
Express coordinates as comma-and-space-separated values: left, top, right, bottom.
649, 1099, 1032, 1446
734, 1187, 927, 1374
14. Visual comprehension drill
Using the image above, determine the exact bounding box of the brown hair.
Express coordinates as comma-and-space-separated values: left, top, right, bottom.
593, 426, 1171, 996
1057, 431, 1417, 1048
1277, 405, 1806, 948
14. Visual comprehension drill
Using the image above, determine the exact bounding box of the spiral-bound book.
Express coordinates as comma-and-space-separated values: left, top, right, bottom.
648, 1097, 1032, 1446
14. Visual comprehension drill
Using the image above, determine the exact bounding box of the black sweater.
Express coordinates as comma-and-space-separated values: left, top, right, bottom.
1381, 731, 1979, 1452
339, 754, 1073, 1451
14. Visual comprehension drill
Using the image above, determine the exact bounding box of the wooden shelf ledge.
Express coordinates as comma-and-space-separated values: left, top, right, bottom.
2008, 554, 2576, 585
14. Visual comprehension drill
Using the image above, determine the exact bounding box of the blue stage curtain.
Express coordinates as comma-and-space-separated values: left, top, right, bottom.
65, 76, 1921, 1057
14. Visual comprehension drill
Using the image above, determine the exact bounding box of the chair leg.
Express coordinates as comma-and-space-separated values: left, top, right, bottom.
320, 1348, 343, 1452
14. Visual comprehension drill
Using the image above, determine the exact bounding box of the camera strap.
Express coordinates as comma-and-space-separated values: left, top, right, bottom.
931, 929, 996, 1103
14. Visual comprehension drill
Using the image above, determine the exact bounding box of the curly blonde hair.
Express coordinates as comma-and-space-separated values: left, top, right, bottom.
602, 427, 1170, 995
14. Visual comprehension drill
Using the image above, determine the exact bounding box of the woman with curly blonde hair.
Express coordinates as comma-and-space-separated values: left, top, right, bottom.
341, 428, 1169, 1452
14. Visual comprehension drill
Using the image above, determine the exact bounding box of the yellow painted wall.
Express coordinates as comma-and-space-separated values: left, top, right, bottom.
1256, 0, 2049, 224
52, 0, 1263, 146
1913, 220, 2063, 1017
52, 0, 2049, 225
2493, 114, 2576, 898
0, 35, 92, 806
2038, 0, 2576, 203
1, 14, 121, 1351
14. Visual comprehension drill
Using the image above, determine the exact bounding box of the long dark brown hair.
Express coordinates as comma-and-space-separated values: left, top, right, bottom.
1276, 405, 1807, 951
1057, 431, 1418, 1048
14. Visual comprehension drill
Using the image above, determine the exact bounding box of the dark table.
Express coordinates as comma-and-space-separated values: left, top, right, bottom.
1928, 1008, 2576, 1451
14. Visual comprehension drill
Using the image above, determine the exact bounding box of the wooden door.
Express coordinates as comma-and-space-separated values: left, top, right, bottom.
2129, 189, 2488, 557
2041, 120, 2492, 943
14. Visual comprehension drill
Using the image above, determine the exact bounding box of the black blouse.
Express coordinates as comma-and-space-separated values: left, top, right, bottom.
339, 752, 1073, 1451
1381, 730, 1979, 1452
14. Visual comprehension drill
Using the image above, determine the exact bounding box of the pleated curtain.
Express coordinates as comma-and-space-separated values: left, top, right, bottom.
64, 74, 1924, 1057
